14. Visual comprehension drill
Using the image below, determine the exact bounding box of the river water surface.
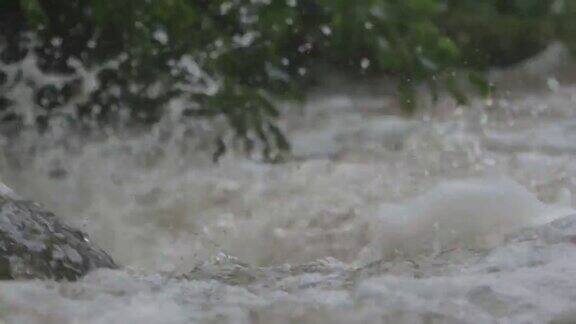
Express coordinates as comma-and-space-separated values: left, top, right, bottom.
2, 51, 576, 323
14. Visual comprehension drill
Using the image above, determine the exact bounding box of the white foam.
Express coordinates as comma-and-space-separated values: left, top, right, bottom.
364, 178, 546, 260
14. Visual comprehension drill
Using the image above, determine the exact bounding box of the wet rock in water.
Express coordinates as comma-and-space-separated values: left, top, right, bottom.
0, 186, 117, 280
185, 254, 259, 286
511, 213, 576, 244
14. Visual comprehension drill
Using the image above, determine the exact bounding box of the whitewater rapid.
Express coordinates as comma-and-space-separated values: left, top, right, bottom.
2, 73, 576, 322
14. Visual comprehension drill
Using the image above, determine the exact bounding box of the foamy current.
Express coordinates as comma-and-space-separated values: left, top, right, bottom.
2, 50, 576, 322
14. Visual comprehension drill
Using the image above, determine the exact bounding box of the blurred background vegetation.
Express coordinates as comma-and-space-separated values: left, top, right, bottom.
0, 0, 575, 161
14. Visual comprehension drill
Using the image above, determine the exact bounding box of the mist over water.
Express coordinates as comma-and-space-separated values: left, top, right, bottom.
2, 47, 576, 323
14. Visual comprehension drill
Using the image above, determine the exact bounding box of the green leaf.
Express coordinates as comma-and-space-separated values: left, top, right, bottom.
468, 71, 493, 98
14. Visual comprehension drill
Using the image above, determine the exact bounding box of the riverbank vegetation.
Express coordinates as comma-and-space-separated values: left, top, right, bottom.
1, 0, 574, 160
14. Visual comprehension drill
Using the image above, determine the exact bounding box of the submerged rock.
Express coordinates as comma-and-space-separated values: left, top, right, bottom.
0, 185, 117, 280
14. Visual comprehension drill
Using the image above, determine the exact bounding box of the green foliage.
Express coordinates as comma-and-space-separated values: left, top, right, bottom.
19, 0, 45, 28
556, 0, 576, 53
0, 0, 573, 161
439, 0, 556, 68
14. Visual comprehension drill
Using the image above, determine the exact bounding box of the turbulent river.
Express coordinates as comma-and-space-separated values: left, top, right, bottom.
2, 47, 576, 323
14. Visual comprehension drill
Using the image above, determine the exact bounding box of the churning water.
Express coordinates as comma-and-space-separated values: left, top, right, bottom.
2, 47, 576, 323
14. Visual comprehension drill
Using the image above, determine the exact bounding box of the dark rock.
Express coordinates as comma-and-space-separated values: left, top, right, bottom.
510, 213, 576, 245
0, 188, 117, 280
